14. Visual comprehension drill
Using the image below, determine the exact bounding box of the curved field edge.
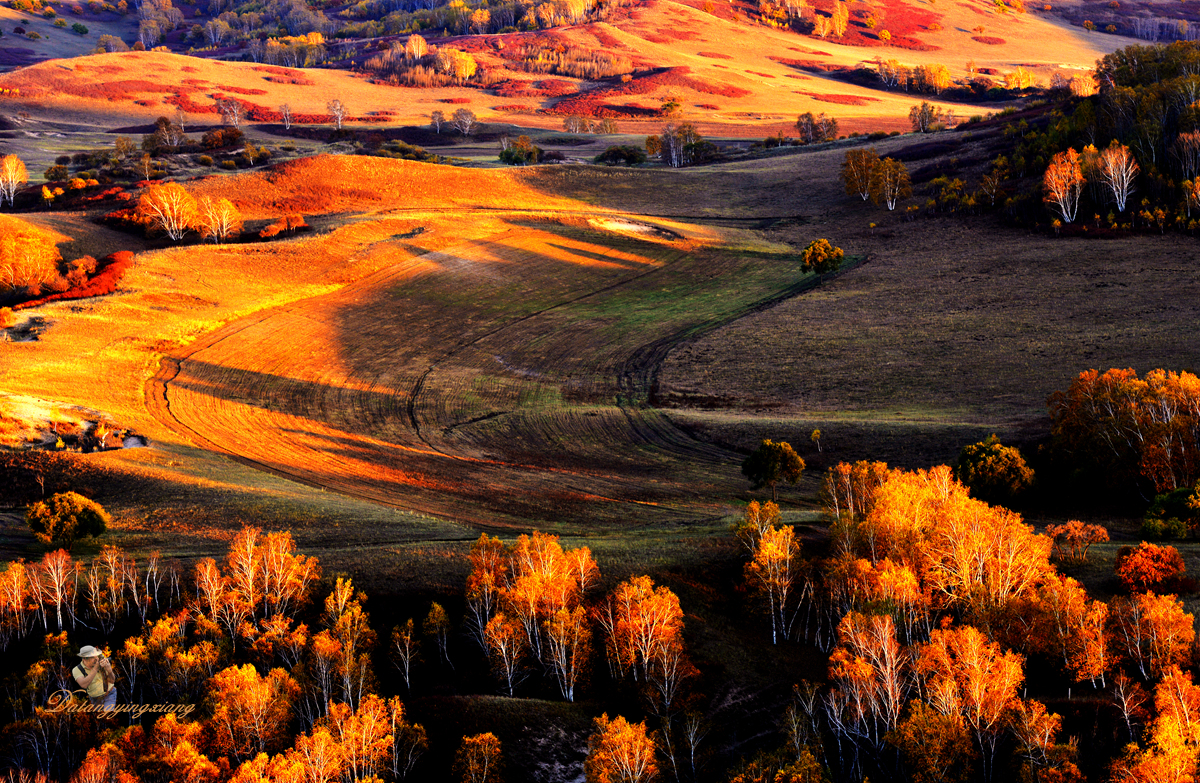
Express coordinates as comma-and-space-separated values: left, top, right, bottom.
143, 211, 844, 530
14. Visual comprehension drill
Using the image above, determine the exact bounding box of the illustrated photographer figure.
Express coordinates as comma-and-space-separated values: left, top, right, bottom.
72, 645, 117, 710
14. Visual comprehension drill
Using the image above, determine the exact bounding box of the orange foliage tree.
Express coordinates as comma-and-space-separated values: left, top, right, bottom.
585, 713, 658, 783
1050, 368, 1200, 493
136, 182, 198, 241
208, 664, 300, 762
454, 732, 502, 783
598, 575, 691, 715
1115, 543, 1187, 593
464, 531, 599, 699
1046, 520, 1109, 562
915, 624, 1024, 782
1043, 148, 1085, 223
1109, 591, 1195, 680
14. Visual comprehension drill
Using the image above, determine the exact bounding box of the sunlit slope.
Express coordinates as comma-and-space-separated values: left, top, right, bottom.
0, 6, 1136, 135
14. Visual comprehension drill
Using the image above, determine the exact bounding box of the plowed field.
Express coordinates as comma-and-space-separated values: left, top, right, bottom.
146, 210, 820, 529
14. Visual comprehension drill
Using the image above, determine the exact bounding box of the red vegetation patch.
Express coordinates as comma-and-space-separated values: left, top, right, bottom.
218, 85, 268, 96
440, 97, 472, 104
134, 99, 157, 107
164, 93, 220, 114
697, 103, 720, 109
548, 66, 749, 118
493, 78, 577, 98
494, 104, 537, 112
809, 0, 941, 50
788, 45, 831, 56
806, 92, 879, 105
747, 71, 776, 78
13, 252, 134, 311
971, 35, 1006, 44
642, 33, 670, 43
770, 57, 852, 73
181, 66, 199, 73
697, 51, 732, 59
245, 105, 333, 124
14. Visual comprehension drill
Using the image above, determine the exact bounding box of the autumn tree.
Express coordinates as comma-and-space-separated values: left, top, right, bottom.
327, 98, 347, 131
887, 701, 975, 783
1050, 368, 1200, 494
452, 108, 478, 136
732, 500, 782, 554
1109, 591, 1195, 679
1115, 543, 1187, 593
598, 575, 688, 714
484, 612, 526, 696
909, 101, 945, 133
279, 103, 293, 130
431, 110, 445, 133
1111, 665, 1200, 781
405, 33, 427, 59
746, 524, 801, 644
1045, 520, 1109, 562
544, 605, 591, 701
954, 434, 1034, 508
0, 154, 26, 207
742, 439, 805, 500
800, 238, 844, 274
820, 460, 895, 528
137, 182, 198, 241
196, 196, 243, 243
466, 533, 507, 646
424, 601, 451, 667
216, 96, 243, 129
208, 664, 300, 762
35, 548, 75, 631
455, 733, 502, 783
915, 624, 1024, 782
1043, 148, 1085, 223
796, 112, 838, 144
869, 157, 912, 210
1096, 141, 1139, 212
842, 148, 880, 201
390, 618, 419, 690
26, 492, 109, 551
828, 612, 908, 749
586, 713, 658, 783
0, 215, 63, 295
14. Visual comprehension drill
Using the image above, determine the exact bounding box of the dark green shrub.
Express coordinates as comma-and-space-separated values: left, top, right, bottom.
594, 145, 647, 166
44, 165, 69, 181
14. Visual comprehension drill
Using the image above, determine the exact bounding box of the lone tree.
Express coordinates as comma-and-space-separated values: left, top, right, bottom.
801, 238, 844, 273
452, 108, 478, 136
0, 154, 27, 207
327, 98, 347, 131
742, 439, 805, 500
454, 733, 502, 783
954, 434, 1034, 508
26, 491, 109, 550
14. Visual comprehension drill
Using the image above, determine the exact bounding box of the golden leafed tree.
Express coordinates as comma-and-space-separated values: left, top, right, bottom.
0, 214, 63, 295
842, 148, 880, 201
586, 713, 658, 783
0, 154, 27, 207
208, 664, 300, 761
196, 196, 244, 243
869, 158, 912, 210
137, 182, 198, 241
454, 732, 502, 783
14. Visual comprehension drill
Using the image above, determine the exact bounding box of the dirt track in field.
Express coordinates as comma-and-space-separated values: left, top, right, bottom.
145, 210, 824, 530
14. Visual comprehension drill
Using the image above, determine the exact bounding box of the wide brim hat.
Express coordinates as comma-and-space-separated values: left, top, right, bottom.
77, 645, 101, 658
